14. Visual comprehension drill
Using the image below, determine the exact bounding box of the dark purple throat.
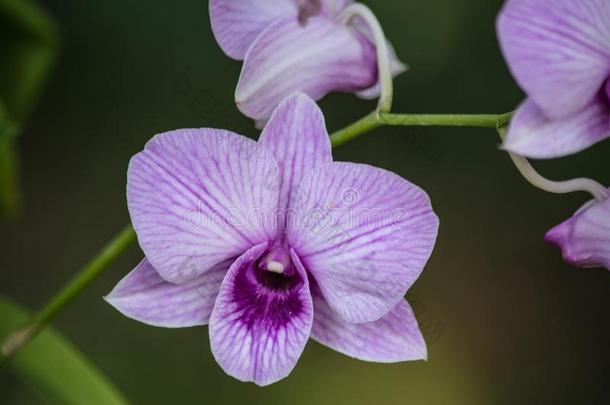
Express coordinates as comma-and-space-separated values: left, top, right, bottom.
230, 244, 305, 330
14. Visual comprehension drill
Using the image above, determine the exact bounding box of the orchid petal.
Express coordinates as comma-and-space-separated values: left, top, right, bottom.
105, 258, 230, 327
348, 16, 408, 100
323, 0, 353, 15
503, 97, 610, 159
546, 192, 610, 270
236, 16, 377, 120
127, 128, 279, 283
259, 93, 332, 220
311, 289, 427, 362
297, 0, 323, 24
356, 41, 407, 100
288, 162, 439, 323
308, 0, 353, 19
209, 0, 296, 60
209, 243, 313, 386
497, 0, 610, 118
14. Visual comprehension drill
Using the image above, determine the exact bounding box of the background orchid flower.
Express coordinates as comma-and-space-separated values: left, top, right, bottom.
105, 93, 439, 386
546, 191, 610, 270
209, 0, 406, 122
497, 0, 610, 158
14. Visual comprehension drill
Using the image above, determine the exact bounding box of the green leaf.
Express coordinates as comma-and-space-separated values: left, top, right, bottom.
0, 0, 59, 216
0, 0, 59, 122
0, 297, 130, 405
0, 103, 18, 216
0, 136, 19, 216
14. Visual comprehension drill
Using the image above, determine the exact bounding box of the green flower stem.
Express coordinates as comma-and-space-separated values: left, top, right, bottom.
0, 109, 513, 364
0, 225, 136, 366
330, 111, 513, 147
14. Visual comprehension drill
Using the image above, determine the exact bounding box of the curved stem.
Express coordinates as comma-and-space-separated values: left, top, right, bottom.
330, 112, 381, 148
382, 111, 512, 128
330, 111, 513, 147
0, 225, 136, 366
339, 4, 394, 113
497, 128, 608, 201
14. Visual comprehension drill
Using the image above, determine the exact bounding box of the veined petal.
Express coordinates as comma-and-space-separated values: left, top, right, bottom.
287, 162, 439, 323
497, 0, 610, 118
209, 0, 297, 60
323, 0, 353, 16
127, 129, 280, 284
236, 16, 377, 120
105, 258, 230, 327
209, 243, 313, 386
297, 0, 323, 24
310, 289, 427, 362
356, 41, 407, 100
259, 93, 332, 220
503, 97, 610, 159
348, 16, 408, 100
546, 192, 610, 270
306, 0, 353, 19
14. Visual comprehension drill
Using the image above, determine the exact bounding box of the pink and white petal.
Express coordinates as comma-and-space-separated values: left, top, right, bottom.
497, 0, 610, 118
297, 0, 354, 23
209, 243, 314, 386
503, 98, 610, 159
320, 0, 353, 18
287, 162, 439, 323
209, 0, 297, 60
297, 0, 322, 24
259, 93, 332, 215
235, 16, 377, 120
347, 16, 408, 100
311, 290, 427, 362
546, 192, 610, 270
105, 258, 230, 327
356, 40, 407, 100
127, 128, 280, 284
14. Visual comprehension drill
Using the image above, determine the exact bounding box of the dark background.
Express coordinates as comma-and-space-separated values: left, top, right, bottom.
2, 0, 610, 403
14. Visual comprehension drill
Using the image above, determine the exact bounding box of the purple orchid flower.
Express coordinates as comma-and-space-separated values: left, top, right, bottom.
209, 0, 406, 122
105, 93, 439, 386
497, 0, 610, 158
546, 191, 610, 270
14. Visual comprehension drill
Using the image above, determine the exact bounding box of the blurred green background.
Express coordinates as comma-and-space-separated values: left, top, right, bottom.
2, 0, 610, 403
